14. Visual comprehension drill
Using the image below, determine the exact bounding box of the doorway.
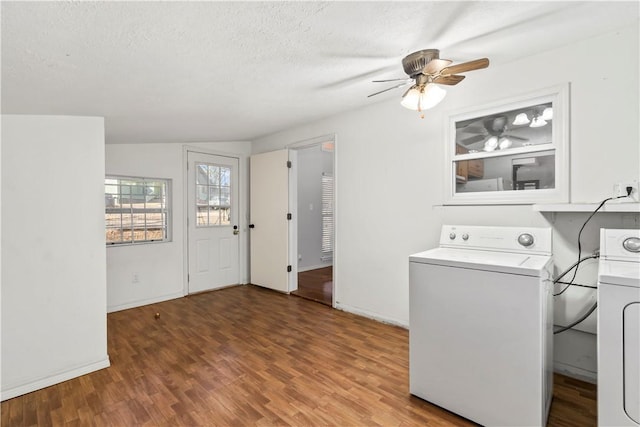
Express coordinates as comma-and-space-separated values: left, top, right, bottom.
186, 150, 240, 294
289, 139, 335, 306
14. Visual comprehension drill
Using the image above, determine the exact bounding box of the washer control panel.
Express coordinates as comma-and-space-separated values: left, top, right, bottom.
440, 225, 552, 255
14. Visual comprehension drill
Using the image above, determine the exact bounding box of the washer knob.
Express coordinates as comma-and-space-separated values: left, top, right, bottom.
462, 233, 469, 241
518, 233, 534, 247
449, 232, 456, 240
623, 237, 640, 253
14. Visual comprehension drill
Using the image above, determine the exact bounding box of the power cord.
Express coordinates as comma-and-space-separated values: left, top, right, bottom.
553, 192, 630, 297
552, 189, 631, 334
554, 302, 597, 335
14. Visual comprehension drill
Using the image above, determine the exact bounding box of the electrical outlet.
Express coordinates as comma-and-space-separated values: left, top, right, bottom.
132, 272, 140, 283
613, 180, 639, 202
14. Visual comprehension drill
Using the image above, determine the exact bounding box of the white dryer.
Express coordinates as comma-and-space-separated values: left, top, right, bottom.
598, 228, 640, 427
409, 225, 553, 426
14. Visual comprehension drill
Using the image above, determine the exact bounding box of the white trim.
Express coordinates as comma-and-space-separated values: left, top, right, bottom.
298, 263, 332, 273
332, 134, 338, 308
286, 134, 335, 150
1, 357, 111, 401
335, 303, 408, 329
287, 134, 337, 306
107, 291, 184, 313
553, 362, 597, 384
288, 149, 298, 292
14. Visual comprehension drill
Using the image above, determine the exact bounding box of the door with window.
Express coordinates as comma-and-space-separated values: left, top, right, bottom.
187, 151, 240, 293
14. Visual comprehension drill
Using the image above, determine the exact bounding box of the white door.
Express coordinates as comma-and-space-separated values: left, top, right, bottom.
250, 149, 290, 292
187, 151, 240, 293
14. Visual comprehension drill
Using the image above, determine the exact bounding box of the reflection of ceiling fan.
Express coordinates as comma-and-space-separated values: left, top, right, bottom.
368, 49, 489, 115
459, 116, 529, 151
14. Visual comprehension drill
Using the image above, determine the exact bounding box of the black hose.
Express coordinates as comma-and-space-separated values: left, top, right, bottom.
553, 254, 599, 296
553, 302, 597, 335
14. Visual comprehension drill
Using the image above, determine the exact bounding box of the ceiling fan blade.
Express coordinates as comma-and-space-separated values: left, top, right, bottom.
433, 75, 466, 85
503, 134, 529, 141
367, 82, 409, 98
422, 59, 452, 75
372, 78, 410, 83
460, 134, 486, 145
440, 58, 489, 76
458, 125, 486, 135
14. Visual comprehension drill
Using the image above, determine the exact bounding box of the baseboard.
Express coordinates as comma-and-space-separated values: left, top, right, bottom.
553, 362, 597, 384
1, 357, 111, 401
107, 291, 184, 313
335, 303, 408, 329
298, 263, 332, 273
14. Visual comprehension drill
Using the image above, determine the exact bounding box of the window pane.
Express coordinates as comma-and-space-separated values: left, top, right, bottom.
196, 185, 208, 206
219, 208, 230, 225
220, 167, 231, 186
196, 165, 208, 184
455, 102, 553, 154
106, 226, 122, 243
455, 151, 555, 194
197, 206, 209, 226
208, 166, 220, 185
209, 187, 220, 206
220, 187, 230, 207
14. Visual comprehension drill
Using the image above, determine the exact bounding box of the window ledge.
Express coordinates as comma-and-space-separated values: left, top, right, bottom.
533, 202, 640, 213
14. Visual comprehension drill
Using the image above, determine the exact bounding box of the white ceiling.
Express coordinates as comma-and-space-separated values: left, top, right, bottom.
1, 1, 638, 144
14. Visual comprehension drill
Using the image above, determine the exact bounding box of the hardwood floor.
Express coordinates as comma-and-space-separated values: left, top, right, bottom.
291, 266, 332, 306
2, 285, 596, 426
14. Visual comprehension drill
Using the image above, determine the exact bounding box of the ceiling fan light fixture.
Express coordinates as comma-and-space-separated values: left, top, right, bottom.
542, 107, 553, 121
484, 136, 498, 152
530, 116, 547, 128
513, 113, 530, 125
421, 84, 446, 110
400, 84, 446, 111
498, 137, 512, 150
400, 87, 421, 110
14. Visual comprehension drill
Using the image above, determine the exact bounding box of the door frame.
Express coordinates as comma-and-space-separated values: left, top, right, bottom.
287, 134, 337, 307
182, 145, 248, 296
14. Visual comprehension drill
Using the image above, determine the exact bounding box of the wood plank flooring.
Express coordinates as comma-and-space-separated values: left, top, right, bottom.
291, 266, 332, 306
2, 285, 596, 426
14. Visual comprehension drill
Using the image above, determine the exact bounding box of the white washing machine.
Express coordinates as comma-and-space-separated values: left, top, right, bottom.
598, 228, 640, 427
409, 225, 554, 426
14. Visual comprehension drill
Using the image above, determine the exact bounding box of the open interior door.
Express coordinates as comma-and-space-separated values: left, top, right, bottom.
249, 149, 290, 292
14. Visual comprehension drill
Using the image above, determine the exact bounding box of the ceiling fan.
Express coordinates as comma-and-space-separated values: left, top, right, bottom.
368, 49, 489, 116
458, 115, 528, 152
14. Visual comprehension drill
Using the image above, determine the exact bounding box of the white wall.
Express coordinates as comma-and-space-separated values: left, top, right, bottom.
297, 145, 333, 271
1, 115, 109, 400
105, 141, 251, 312
252, 24, 640, 380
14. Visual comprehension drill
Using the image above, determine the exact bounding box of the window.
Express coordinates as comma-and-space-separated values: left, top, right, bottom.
105, 176, 170, 245
445, 84, 569, 205
195, 163, 231, 226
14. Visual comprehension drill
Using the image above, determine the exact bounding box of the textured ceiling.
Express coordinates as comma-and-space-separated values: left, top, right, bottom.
1, 1, 638, 144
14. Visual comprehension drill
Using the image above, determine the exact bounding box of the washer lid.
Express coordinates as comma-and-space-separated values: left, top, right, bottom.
409, 247, 552, 277
598, 259, 640, 288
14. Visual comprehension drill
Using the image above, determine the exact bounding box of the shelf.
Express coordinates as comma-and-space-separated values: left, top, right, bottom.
533, 202, 640, 213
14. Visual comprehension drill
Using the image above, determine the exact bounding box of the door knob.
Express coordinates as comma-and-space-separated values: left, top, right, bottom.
233, 225, 239, 235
